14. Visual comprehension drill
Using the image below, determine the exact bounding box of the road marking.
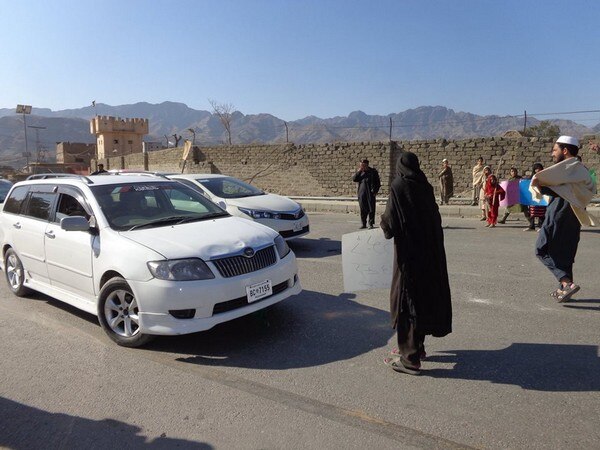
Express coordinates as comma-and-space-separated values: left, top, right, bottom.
143, 351, 474, 450
467, 298, 493, 304
0, 302, 474, 450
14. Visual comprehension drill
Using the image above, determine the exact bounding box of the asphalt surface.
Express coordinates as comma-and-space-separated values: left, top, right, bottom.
0, 213, 599, 449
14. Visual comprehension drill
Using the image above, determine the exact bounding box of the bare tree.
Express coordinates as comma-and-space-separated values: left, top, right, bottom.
172, 134, 182, 147
209, 99, 235, 145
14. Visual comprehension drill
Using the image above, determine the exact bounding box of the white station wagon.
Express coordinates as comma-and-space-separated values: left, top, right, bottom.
168, 174, 310, 240
0, 175, 301, 347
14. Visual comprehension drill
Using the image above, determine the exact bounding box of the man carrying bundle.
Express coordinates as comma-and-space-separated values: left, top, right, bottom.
530, 136, 597, 302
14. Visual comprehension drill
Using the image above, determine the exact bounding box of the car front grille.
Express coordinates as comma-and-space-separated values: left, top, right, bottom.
212, 245, 277, 278
212, 280, 289, 315
279, 225, 309, 238
278, 209, 305, 220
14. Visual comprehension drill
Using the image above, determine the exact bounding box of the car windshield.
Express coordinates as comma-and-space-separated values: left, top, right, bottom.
196, 177, 265, 199
90, 181, 229, 231
0, 182, 13, 203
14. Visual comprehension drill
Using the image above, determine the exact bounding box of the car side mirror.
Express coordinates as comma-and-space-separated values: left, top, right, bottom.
60, 216, 90, 232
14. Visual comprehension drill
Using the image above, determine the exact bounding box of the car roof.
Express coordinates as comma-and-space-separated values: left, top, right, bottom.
169, 174, 229, 180
17, 175, 178, 187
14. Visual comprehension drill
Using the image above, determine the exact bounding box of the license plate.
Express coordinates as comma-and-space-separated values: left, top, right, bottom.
246, 280, 272, 303
293, 221, 303, 232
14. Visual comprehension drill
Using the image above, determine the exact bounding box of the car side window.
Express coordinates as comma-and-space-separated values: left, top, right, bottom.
176, 179, 209, 197
55, 193, 90, 222
3, 186, 29, 214
24, 192, 56, 221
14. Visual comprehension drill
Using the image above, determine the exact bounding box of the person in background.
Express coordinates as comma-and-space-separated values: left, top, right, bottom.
91, 163, 108, 175
498, 167, 522, 224
353, 159, 381, 229
380, 152, 452, 375
478, 166, 492, 221
438, 158, 454, 205
484, 174, 506, 227
531, 135, 596, 302
524, 163, 546, 231
471, 157, 485, 206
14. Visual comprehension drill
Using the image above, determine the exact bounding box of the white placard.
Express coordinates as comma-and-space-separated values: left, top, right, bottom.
341, 228, 394, 292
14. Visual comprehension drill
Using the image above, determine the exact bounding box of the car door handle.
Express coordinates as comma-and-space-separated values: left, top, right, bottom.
12, 223, 21, 229
45, 231, 55, 239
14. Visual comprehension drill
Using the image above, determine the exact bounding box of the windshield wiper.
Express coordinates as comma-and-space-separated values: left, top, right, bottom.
233, 192, 264, 198
127, 213, 229, 230
195, 212, 230, 221
128, 216, 192, 231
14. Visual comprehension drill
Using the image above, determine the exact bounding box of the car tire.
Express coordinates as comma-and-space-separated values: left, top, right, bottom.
4, 248, 30, 297
97, 277, 154, 348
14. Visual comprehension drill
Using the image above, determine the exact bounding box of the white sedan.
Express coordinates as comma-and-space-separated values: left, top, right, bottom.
168, 174, 310, 240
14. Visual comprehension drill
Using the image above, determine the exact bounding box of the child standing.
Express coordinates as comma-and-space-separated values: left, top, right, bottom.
485, 175, 506, 228
524, 163, 546, 231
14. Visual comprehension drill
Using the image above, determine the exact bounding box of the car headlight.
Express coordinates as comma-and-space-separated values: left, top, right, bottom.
238, 207, 280, 219
147, 258, 215, 281
274, 235, 291, 259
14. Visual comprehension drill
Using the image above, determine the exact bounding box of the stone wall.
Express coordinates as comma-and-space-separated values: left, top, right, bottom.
94, 135, 600, 197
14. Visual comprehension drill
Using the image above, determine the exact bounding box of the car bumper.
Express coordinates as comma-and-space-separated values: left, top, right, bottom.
130, 254, 301, 335
255, 216, 310, 240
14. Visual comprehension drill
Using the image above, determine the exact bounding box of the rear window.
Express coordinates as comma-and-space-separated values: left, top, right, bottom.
3, 186, 29, 214
24, 193, 56, 221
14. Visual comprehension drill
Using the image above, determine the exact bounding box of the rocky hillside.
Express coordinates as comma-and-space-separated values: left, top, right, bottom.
0, 102, 597, 167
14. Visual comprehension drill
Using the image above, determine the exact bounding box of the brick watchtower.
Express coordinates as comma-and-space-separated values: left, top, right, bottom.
90, 116, 149, 159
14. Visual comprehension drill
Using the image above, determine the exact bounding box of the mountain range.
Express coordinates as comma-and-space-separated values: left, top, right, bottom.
1, 102, 598, 168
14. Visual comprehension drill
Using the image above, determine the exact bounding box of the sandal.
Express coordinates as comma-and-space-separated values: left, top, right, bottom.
383, 356, 421, 375
550, 289, 561, 299
557, 283, 580, 303
390, 348, 427, 361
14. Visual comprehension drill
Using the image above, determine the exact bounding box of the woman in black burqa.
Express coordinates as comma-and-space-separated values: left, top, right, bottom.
380, 151, 452, 375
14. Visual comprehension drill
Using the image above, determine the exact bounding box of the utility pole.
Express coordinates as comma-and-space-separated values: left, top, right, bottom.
523, 110, 527, 133
389, 117, 393, 141
284, 121, 289, 143
16, 104, 32, 167
28, 125, 46, 174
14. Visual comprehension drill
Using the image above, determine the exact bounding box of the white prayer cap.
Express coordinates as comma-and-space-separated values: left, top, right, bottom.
442, 158, 448, 162
556, 135, 579, 147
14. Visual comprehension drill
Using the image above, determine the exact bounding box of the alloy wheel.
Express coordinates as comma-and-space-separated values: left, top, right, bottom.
104, 289, 141, 337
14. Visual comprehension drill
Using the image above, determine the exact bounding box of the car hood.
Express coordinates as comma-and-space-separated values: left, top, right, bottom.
119, 216, 278, 260
225, 193, 300, 212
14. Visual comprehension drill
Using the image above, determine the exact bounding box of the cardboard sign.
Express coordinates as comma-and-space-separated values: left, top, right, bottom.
342, 228, 394, 292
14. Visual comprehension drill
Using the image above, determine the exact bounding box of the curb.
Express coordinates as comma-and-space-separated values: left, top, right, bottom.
296, 199, 483, 218
292, 196, 600, 218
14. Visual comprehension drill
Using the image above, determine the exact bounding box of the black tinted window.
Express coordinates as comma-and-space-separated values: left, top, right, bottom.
3, 186, 29, 214
0, 182, 13, 203
55, 194, 90, 222
24, 193, 56, 220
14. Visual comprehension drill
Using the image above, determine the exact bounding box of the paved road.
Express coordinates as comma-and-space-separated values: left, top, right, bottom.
1, 213, 598, 449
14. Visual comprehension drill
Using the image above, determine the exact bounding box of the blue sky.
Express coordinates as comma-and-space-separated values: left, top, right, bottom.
1, 0, 599, 124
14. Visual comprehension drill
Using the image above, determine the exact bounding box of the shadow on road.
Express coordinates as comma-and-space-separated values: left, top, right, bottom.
562, 298, 600, 312
150, 290, 393, 370
0, 397, 212, 449
582, 228, 600, 234
423, 343, 600, 392
288, 237, 341, 258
